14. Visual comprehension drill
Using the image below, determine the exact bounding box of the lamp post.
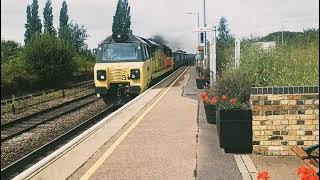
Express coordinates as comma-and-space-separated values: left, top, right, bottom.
210, 26, 217, 86
186, 12, 200, 45
203, 0, 207, 69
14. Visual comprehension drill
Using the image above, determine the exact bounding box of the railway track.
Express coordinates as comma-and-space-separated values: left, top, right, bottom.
1, 104, 119, 180
1, 68, 187, 179
1, 80, 94, 106
1, 92, 98, 142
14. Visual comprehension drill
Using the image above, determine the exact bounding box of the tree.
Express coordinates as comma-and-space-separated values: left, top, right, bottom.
30, 0, 42, 35
43, 0, 56, 35
24, 5, 32, 44
1, 40, 22, 64
24, 34, 75, 88
57, 0, 89, 53
216, 17, 234, 73
217, 17, 233, 47
59, 0, 69, 39
112, 0, 132, 36
68, 22, 89, 52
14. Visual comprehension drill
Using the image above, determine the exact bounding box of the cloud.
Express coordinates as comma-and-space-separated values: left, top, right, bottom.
1, 0, 319, 53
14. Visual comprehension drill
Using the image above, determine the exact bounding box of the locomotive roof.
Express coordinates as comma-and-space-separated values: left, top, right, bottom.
99, 34, 175, 54
100, 34, 149, 45
173, 50, 187, 54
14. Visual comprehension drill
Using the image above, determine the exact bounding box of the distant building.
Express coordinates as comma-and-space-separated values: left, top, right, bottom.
252, 41, 276, 50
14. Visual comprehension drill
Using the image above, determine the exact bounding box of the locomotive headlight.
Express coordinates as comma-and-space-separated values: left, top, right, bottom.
130, 69, 140, 80
97, 70, 106, 81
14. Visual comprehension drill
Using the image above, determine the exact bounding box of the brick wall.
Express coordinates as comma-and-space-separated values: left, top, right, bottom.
250, 86, 319, 156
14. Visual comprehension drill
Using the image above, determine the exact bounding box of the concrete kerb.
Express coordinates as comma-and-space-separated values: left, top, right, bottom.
13, 67, 187, 180
234, 154, 258, 180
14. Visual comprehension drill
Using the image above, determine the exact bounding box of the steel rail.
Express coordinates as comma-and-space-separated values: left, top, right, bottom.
1, 80, 94, 105
1, 104, 118, 180
4, 66, 188, 180
1, 93, 98, 142
1, 92, 95, 129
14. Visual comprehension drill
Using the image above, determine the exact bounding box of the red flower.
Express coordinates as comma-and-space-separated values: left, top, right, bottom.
210, 96, 218, 105
257, 171, 270, 180
204, 97, 211, 104
230, 98, 238, 105
222, 95, 228, 100
297, 166, 319, 180
199, 92, 208, 101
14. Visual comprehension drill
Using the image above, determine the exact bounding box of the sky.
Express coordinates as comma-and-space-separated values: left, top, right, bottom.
1, 0, 319, 53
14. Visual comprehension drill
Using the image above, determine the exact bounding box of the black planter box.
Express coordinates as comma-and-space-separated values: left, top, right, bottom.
216, 109, 253, 153
196, 79, 206, 89
204, 103, 216, 124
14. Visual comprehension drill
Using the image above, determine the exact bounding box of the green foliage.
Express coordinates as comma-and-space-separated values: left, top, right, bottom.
112, 0, 132, 35
30, 0, 42, 35
2, 1, 94, 97
57, 0, 88, 53
80, 48, 96, 60
43, 0, 56, 35
216, 45, 234, 72
206, 29, 319, 107
217, 17, 234, 47
1, 40, 22, 64
218, 29, 319, 88
23, 34, 76, 87
250, 28, 319, 46
239, 42, 319, 86
196, 66, 210, 81
57, 22, 89, 53
24, 5, 32, 44
59, 0, 69, 39
1, 56, 28, 84
208, 69, 252, 105
1, 56, 36, 96
216, 17, 234, 73
74, 55, 95, 74
68, 23, 89, 52
24, 0, 42, 44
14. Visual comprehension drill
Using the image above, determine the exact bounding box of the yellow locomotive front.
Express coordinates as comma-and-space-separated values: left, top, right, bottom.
94, 35, 152, 103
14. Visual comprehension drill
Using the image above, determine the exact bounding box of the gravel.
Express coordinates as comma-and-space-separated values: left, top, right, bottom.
1, 89, 94, 124
1, 99, 108, 168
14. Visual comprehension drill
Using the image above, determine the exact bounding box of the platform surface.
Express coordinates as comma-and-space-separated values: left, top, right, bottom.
87, 68, 198, 180
78, 67, 243, 180
27, 67, 245, 180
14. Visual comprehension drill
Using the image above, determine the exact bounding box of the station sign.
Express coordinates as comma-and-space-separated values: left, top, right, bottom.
192, 27, 215, 32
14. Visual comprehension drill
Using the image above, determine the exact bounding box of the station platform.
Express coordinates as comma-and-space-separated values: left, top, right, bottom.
21, 66, 246, 180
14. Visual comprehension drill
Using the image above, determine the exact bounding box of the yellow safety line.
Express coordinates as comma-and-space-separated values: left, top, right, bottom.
79, 67, 189, 180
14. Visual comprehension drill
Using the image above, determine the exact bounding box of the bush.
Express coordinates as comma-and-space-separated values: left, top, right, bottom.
208, 69, 252, 105
196, 66, 210, 81
216, 45, 234, 73
239, 42, 319, 86
24, 33, 76, 88
1, 56, 37, 97
1, 40, 22, 64
74, 55, 95, 74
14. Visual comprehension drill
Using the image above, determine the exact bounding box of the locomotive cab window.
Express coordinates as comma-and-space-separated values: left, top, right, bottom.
144, 46, 150, 59
141, 45, 148, 60
99, 43, 143, 62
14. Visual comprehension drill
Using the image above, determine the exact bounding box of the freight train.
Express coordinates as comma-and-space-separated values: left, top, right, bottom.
94, 34, 194, 104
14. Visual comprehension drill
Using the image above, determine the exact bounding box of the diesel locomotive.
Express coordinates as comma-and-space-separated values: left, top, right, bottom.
94, 34, 193, 104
